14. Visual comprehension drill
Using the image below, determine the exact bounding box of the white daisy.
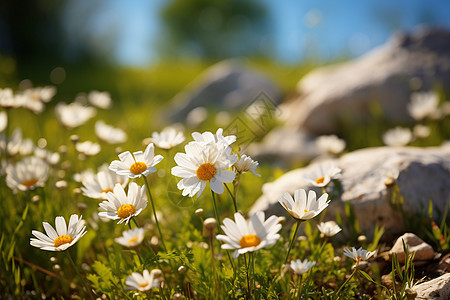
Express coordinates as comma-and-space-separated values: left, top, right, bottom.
125, 269, 162, 291
413, 124, 430, 139
30, 214, 87, 251
234, 154, 261, 177
95, 120, 127, 144
191, 128, 236, 147
303, 163, 342, 188
34, 147, 60, 165
289, 259, 316, 275
109, 143, 163, 179
81, 169, 129, 200
0, 111, 7, 132
382, 127, 412, 147
216, 211, 281, 259
278, 189, 330, 221
115, 227, 145, 248
343, 247, 376, 266
317, 221, 342, 238
6, 156, 49, 191
0, 128, 23, 156
316, 135, 346, 155
408, 91, 439, 121
19, 86, 57, 114
73, 168, 95, 183
98, 182, 147, 224
0, 88, 23, 109
88, 90, 112, 109
151, 126, 185, 150
171, 141, 237, 197
55, 102, 96, 129
75, 141, 101, 156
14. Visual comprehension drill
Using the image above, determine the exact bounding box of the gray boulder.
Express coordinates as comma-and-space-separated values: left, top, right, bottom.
413, 273, 450, 300
284, 26, 450, 134
249, 145, 450, 240
166, 59, 281, 122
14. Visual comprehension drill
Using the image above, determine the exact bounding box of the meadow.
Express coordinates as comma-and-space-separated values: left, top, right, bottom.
0, 59, 449, 299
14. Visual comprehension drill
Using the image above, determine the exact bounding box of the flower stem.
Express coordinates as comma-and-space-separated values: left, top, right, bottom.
296, 274, 303, 299
224, 183, 238, 213
66, 251, 95, 300
143, 176, 167, 252
335, 267, 357, 299
285, 220, 302, 264
211, 191, 236, 274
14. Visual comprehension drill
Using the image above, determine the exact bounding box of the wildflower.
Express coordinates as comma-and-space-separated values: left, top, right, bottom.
303, 163, 342, 188
234, 154, 261, 177
109, 143, 163, 179
19, 86, 57, 114
278, 189, 330, 221
413, 124, 430, 139
171, 141, 237, 197
75, 141, 101, 156
150, 126, 185, 150
382, 127, 412, 147
317, 221, 342, 238
95, 120, 127, 144
343, 247, 376, 267
6, 156, 49, 191
34, 147, 60, 165
216, 211, 281, 258
0, 88, 22, 109
0, 111, 7, 132
289, 259, 316, 274
408, 92, 439, 121
125, 269, 162, 291
30, 214, 87, 251
88, 90, 111, 109
0, 128, 27, 156
81, 169, 129, 200
55, 102, 96, 129
98, 182, 147, 224
191, 128, 236, 147
115, 227, 145, 248
316, 135, 346, 155
73, 168, 95, 183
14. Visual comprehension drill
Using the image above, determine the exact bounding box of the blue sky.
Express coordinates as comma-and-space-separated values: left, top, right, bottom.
63, 0, 450, 66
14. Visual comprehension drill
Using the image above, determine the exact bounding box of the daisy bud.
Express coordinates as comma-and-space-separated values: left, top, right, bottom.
31, 195, 40, 203
203, 218, 217, 237
195, 208, 204, 217
178, 265, 187, 274
72, 188, 82, 196
150, 236, 160, 247
70, 135, 79, 143
57, 170, 66, 179
50, 257, 57, 263
357, 235, 367, 243
53, 264, 61, 271
55, 180, 67, 190
173, 293, 183, 300
278, 216, 286, 225
58, 145, 67, 154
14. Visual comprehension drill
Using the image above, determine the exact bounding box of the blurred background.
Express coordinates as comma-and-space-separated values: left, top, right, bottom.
1, 0, 450, 107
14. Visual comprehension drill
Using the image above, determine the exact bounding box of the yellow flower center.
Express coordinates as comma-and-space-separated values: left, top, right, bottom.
304, 209, 309, 213
129, 162, 147, 175
100, 188, 113, 194
117, 204, 136, 219
21, 179, 38, 187
315, 176, 325, 184
53, 235, 74, 248
139, 283, 149, 288
128, 236, 139, 244
196, 163, 217, 181
239, 234, 261, 248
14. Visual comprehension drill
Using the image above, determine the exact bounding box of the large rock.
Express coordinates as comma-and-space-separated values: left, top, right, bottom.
166, 60, 281, 122
389, 233, 436, 264
413, 273, 450, 300
249, 145, 450, 240
284, 27, 450, 134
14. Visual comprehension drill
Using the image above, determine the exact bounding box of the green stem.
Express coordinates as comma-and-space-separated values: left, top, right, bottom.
211, 191, 236, 274
208, 233, 219, 298
224, 183, 238, 213
335, 267, 357, 299
285, 220, 302, 264
244, 253, 251, 298
143, 176, 167, 252
66, 251, 95, 300
297, 274, 303, 299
